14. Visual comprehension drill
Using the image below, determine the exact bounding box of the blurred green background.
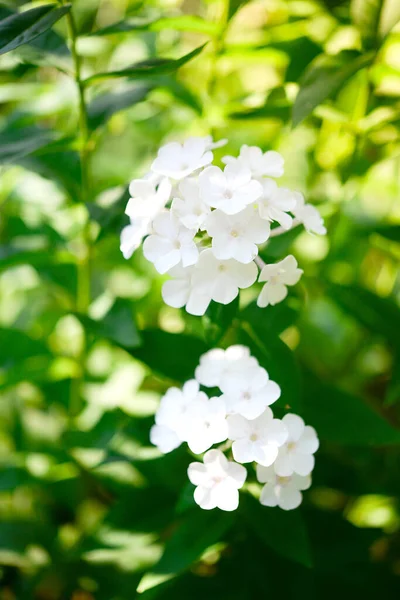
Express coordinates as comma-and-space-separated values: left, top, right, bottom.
1, 0, 400, 598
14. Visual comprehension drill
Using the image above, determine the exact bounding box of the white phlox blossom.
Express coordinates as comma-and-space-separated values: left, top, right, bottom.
171, 178, 210, 231
120, 177, 171, 259
257, 465, 311, 510
257, 179, 296, 230
161, 265, 212, 316
292, 191, 327, 235
188, 449, 247, 511
150, 345, 320, 513
121, 136, 326, 314
257, 255, 303, 308
227, 409, 287, 466
143, 211, 198, 274
223, 145, 284, 178
221, 364, 281, 420
199, 164, 262, 215
274, 414, 319, 477
151, 137, 213, 180
205, 206, 270, 263
195, 345, 259, 388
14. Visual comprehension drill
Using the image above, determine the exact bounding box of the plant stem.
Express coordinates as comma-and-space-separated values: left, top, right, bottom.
206, 0, 230, 136
65, 4, 92, 416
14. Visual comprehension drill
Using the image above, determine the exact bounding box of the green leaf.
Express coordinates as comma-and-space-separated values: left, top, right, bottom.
292, 51, 375, 127
84, 299, 142, 349
239, 325, 302, 412
202, 296, 239, 345
351, 0, 400, 48
142, 509, 234, 586
329, 283, 400, 348
0, 125, 54, 165
133, 330, 208, 382
83, 44, 207, 84
242, 493, 312, 567
303, 375, 400, 445
94, 15, 218, 37
87, 84, 152, 131
241, 301, 298, 338
0, 4, 71, 56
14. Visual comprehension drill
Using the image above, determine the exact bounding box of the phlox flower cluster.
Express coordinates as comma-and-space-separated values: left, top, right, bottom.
120, 137, 326, 314
150, 345, 319, 512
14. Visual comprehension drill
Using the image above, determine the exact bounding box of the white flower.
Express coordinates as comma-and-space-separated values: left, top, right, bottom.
150, 380, 208, 453
257, 255, 303, 308
151, 137, 213, 180
191, 249, 258, 305
120, 221, 149, 259
227, 409, 287, 466
292, 192, 326, 235
199, 164, 262, 215
143, 211, 198, 274
274, 414, 319, 477
126, 177, 171, 220
223, 145, 284, 178
221, 365, 281, 420
184, 396, 228, 454
121, 178, 172, 259
161, 265, 212, 316
171, 178, 210, 231
257, 465, 311, 510
205, 206, 270, 264
257, 179, 296, 230
188, 449, 247, 511
195, 345, 259, 389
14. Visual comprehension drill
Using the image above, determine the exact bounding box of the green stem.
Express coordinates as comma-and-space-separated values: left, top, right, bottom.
206, 0, 230, 136
65, 4, 92, 416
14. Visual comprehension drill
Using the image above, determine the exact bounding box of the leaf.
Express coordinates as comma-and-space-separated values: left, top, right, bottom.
239, 325, 302, 412
242, 493, 312, 567
132, 330, 208, 382
292, 51, 375, 127
202, 296, 240, 345
351, 0, 400, 48
94, 15, 218, 37
87, 84, 152, 131
329, 283, 400, 348
84, 44, 207, 84
0, 4, 71, 56
241, 301, 298, 338
88, 186, 129, 237
84, 299, 142, 349
0, 125, 54, 165
141, 509, 234, 587
303, 375, 400, 445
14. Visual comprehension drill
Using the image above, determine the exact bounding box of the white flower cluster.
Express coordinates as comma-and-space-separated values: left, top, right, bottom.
150, 345, 319, 512
120, 137, 326, 314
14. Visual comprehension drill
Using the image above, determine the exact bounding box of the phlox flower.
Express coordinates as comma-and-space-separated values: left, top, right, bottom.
257, 255, 303, 308
188, 449, 247, 511
171, 178, 210, 231
199, 164, 262, 215
257, 464, 311, 510
151, 137, 213, 180
292, 191, 326, 235
223, 145, 284, 178
227, 409, 288, 466
195, 345, 259, 389
205, 206, 270, 264
221, 364, 281, 420
191, 249, 258, 305
184, 396, 228, 454
274, 414, 319, 477
257, 179, 296, 230
161, 265, 211, 316
143, 211, 198, 274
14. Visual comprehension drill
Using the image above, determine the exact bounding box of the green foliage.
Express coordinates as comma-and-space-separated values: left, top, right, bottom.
1, 0, 400, 598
